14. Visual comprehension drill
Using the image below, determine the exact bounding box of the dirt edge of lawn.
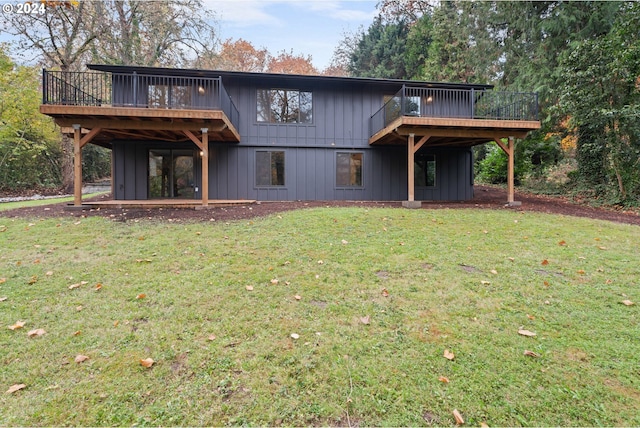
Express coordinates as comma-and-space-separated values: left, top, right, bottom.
2, 185, 639, 226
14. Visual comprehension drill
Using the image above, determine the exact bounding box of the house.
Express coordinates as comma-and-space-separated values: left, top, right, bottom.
39, 65, 540, 208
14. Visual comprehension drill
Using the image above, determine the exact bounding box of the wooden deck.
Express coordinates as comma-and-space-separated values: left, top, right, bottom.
73, 199, 256, 210
39, 105, 240, 144
369, 116, 541, 146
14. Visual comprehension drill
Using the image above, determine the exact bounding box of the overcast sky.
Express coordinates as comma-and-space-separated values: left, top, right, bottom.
205, 0, 378, 70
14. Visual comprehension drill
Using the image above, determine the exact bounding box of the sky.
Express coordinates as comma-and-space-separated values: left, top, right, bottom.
204, 0, 378, 70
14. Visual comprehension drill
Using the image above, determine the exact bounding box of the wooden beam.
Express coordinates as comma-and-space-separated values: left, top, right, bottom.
408, 134, 415, 202
55, 117, 223, 133
184, 130, 204, 151
73, 125, 82, 206
79, 127, 102, 148
40, 105, 228, 121
201, 128, 209, 207
396, 127, 530, 140
493, 136, 509, 154
413, 135, 430, 153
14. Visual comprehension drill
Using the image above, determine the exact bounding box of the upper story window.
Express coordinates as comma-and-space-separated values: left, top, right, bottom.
149, 84, 191, 109
257, 89, 312, 123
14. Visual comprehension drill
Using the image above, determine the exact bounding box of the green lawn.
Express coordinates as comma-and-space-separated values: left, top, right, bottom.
0, 192, 108, 211
0, 207, 638, 426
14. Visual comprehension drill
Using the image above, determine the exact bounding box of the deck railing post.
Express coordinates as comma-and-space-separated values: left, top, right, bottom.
42, 69, 47, 104
401, 85, 406, 117
470, 88, 475, 119
132, 72, 138, 107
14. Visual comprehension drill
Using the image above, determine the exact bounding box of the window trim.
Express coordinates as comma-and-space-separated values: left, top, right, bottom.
335, 151, 364, 188
255, 150, 286, 187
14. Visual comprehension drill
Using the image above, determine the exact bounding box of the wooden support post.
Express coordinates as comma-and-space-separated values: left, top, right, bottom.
201, 128, 209, 207
408, 133, 415, 202
493, 136, 519, 206
507, 136, 515, 204
73, 124, 82, 206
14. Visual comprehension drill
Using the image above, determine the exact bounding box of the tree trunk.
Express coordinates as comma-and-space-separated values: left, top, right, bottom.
60, 132, 74, 193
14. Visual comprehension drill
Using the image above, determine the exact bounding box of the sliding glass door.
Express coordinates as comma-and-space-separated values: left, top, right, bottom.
148, 149, 195, 199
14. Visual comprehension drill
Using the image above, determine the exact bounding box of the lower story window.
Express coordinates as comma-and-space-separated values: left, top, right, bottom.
415, 153, 436, 187
256, 150, 285, 186
336, 152, 363, 187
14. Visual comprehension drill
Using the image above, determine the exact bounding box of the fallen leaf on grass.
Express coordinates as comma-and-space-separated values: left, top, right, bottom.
45, 271, 53, 276
360, 315, 371, 325
341, 239, 348, 245
0, 278, 6, 284
524, 350, 540, 358
518, 329, 536, 337
438, 376, 450, 383
598, 246, 607, 250
541, 259, 549, 266
208, 334, 216, 341
245, 285, 254, 291
140, 358, 154, 368
0, 297, 7, 302
490, 269, 498, 275
527, 314, 535, 320
68, 281, 88, 290
135, 259, 152, 263
577, 270, 586, 275
481, 280, 491, 285
290, 333, 300, 340
270, 278, 279, 285
9, 321, 25, 330
621, 300, 635, 306
73, 330, 81, 336
443, 349, 455, 360
558, 240, 566, 246
453, 409, 464, 425
75, 355, 89, 363
294, 295, 302, 300
95, 283, 102, 291
6, 384, 26, 394
381, 288, 389, 297
317, 260, 324, 265
27, 328, 46, 337
136, 293, 146, 299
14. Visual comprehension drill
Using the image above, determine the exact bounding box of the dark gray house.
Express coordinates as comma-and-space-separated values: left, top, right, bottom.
40, 65, 540, 208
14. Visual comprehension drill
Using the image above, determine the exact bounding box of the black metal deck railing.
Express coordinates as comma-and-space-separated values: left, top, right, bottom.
370, 85, 539, 137
42, 70, 240, 130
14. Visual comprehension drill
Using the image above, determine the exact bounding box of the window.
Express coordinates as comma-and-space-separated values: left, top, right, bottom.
256, 151, 285, 186
415, 154, 436, 187
257, 89, 312, 123
148, 84, 191, 109
336, 152, 363, 187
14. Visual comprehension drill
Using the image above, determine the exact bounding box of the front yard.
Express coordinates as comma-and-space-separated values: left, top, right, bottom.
1, 207, 638, 426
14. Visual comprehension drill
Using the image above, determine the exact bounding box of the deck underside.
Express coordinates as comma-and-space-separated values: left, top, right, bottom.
40, 105, 240, 146
369, 116, 541, 146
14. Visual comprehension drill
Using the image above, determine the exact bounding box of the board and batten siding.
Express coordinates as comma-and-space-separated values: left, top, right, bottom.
110, 74, 475, 201
112, 142, 473, 201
